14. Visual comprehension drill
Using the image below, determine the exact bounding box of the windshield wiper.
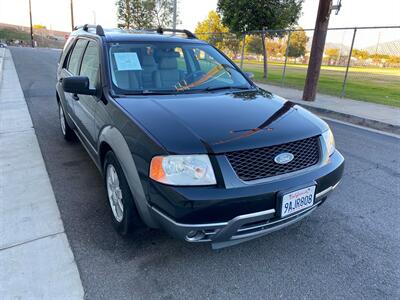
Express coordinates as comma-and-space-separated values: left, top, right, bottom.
204, 86, 251, 92
120, 90, 179, 95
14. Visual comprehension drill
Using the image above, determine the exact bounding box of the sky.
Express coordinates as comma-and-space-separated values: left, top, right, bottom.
0, 0, 399, 47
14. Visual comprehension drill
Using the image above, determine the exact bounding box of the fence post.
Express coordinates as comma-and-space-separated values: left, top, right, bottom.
261, 27, 268, 79
240, 33, 246, 70
281, 30, 291, 86
340, 28, 357, 98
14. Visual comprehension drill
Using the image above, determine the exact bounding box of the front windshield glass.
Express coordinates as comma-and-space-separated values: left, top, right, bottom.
108, 42, 251, 94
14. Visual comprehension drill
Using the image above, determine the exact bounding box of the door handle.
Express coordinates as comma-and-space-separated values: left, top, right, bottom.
72, 94, 79, 101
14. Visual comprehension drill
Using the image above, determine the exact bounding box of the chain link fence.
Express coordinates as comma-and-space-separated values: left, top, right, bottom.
197, 26, 400, 107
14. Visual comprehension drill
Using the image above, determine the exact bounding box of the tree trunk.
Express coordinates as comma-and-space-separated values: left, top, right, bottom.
302, 0, 332, 101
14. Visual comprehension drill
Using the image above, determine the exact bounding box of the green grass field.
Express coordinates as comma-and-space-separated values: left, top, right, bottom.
236, 60, 400, 107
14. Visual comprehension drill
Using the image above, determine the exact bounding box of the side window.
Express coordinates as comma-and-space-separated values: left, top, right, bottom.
67, 39, 88, 75
79, 41, 100, 89
194, 49, 219, 73
192, 48, 233, 83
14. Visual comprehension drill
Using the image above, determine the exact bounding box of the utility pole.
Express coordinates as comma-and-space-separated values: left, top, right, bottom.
172, 0, 177, 30
70, 0, 75, 31
302, 0, 333, 101
28, 0, 34, 47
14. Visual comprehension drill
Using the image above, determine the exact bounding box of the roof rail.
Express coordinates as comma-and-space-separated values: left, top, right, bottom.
151, 27, 197, 39
74, 24, 105, 36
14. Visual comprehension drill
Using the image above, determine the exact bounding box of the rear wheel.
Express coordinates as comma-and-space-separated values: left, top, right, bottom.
58, 102, 74, 141
103, 151, 142, 235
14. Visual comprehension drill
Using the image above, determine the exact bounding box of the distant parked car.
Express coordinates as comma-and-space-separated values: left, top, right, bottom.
56, 24, 344, 249
0, 43, 7, 48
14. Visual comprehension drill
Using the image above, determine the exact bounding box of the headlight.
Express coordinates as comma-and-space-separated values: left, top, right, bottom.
322, 129, 335, 157
150, 155, 216, 186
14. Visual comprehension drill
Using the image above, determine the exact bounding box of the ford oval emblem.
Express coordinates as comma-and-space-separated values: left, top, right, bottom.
274, 152, 294, 164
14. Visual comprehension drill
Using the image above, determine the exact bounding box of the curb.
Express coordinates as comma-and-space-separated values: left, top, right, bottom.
255, 82, 400, 136
0, 47, 5, 84
291, 100, 400, 136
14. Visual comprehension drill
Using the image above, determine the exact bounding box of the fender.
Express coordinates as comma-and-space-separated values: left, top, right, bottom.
98, 125, 158, 228
56, 86, 76, 130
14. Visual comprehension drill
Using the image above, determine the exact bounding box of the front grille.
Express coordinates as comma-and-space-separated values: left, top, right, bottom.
226, 136, 320, 181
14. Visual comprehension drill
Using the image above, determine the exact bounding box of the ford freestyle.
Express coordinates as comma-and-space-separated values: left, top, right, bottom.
56, 25, 344, 249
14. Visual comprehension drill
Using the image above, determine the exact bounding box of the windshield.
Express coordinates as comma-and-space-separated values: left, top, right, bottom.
108, 42, 252, 94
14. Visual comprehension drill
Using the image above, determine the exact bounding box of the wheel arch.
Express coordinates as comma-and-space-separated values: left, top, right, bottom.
99, 141, 112, 169
98, 125, 158, 228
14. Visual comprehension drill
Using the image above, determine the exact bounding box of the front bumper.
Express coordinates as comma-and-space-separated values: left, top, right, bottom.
149, 181, 339, 249
147, 149, 344, 249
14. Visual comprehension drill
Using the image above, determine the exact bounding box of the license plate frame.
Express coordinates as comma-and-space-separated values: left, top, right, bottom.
277, 184, 316, 218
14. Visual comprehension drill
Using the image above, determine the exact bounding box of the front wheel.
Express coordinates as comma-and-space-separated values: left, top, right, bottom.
103, 151, 142, 236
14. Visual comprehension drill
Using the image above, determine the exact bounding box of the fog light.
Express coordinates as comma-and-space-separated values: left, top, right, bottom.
185, 230, 206, 242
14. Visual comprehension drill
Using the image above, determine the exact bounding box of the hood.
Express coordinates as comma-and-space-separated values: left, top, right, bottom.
116, 89, 328, 154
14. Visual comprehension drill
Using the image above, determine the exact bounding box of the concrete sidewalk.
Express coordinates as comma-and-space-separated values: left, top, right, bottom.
256, 83, 400, 135
0, 49, 84, 299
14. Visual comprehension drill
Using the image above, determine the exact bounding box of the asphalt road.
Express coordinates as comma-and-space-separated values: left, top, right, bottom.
10, 46, 400, 300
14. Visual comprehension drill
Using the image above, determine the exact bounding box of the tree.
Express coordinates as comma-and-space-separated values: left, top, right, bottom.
325, 48, 339, 58
195, 11, 228, 50
352, 49, 369, 60
149, 0, 177, 28
324, 48, 339, 65
116, 0, 176, 29
116, 0, 132, 29
217, 0, 303, 78
245, 35, 263, 56
267, 39, 285, 57
247, 35, 285, 60
287, 28, 308, 58
130, 0, 154, 29
33, 24, 46, 29
195, 11, 241, 58
222, 35, 241, 58
217, 0, 303, 33
387, 55, 400, 65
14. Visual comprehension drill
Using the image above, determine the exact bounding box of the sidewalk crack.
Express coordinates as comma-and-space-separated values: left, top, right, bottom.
0, 231, 65, 252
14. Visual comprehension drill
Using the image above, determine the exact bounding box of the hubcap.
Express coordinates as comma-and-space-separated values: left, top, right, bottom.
106, 164, 124, 222
59, 105, 66, 136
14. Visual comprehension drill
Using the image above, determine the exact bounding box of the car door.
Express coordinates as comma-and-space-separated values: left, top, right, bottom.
61, 39, 88, 119
74, 39, 100, 148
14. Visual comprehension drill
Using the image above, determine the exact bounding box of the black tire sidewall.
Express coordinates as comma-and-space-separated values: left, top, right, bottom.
58, 102, 74, 141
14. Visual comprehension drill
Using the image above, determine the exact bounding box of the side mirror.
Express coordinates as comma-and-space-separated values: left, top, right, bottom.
244, 72, 254, 79
62, 76, 96, 96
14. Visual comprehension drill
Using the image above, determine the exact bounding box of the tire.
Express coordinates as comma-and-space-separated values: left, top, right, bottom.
103, 150, 142, 236
58, 102, 75, 141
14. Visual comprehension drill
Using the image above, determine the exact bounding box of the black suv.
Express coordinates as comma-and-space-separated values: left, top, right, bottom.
56, 25, 344, 249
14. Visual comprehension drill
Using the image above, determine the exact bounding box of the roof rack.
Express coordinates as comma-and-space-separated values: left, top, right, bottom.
73, 25, 196, 39
151, 27, 197, 39
74, 24, 105, 36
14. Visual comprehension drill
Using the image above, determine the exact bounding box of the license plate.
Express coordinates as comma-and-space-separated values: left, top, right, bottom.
281, 186, 316, 218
